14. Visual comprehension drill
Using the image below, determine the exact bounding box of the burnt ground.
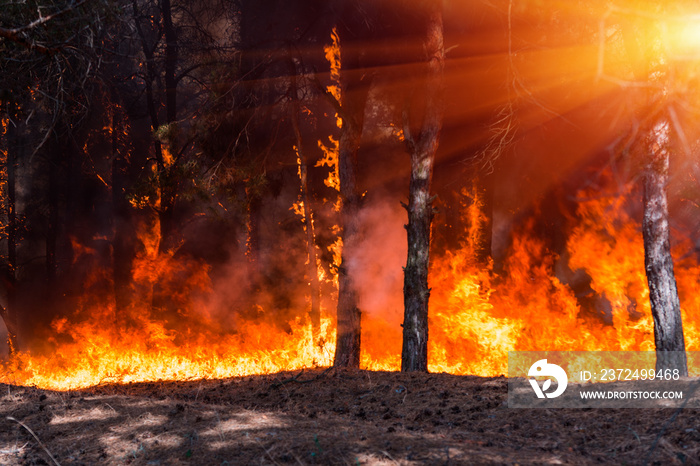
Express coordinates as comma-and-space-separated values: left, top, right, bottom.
1, 368, 699, 465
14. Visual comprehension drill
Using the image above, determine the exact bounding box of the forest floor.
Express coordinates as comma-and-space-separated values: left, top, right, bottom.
1, 368, 700, 465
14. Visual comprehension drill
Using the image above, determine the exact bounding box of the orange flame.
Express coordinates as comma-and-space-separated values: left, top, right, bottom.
3, 177, 700, 390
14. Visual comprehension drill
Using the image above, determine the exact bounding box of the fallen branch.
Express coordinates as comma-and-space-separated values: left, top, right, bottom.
6, 416, 61, 466
271, 369, 305, 388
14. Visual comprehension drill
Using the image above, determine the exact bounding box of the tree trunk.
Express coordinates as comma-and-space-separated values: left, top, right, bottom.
334, 116, 363, 368
401, 0, 444, 373
245, 192, 262, 264
7, 108, 18, 355
473, 166, 494, 264
619, 19, 687, 375
47, 133, 60, 289
331, 10, 373, 368
1, 101, 19, 355
402, 159, 434, 372
131, 0, 164, 165
132, 0, 173, 254
161, 0, 178, 125
7, 111, 16, 288
158, 0, 178, 253
0, 302, 18, 356
288, 55, 321, 331
299, 153, 321, 331
642, 132, 688, 376
111, 109, 136, 328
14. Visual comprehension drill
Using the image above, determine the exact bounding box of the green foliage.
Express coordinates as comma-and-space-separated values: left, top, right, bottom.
193, 62, 278, 222
155, 123, 181, 154
127, 158, 211, 211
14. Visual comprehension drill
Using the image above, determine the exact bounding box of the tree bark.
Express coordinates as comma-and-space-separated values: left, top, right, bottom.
619, 18, 687, 375
2, 101, 19, 355
298, 147, 321, 331
331, 8, 373, 368
7, 112, 16, 289
642, 133, 688, 376
0, 302, 17, 356
161, 0, 178, 125
158, 0, 178, 252
401, 0, 444, 373
288, 55, 321, 331
402, 164, 433, 372
131, 0, 174, 254
334, 115, 364, 368
111, 108, 136, 328
473, 167, 494, 264
46, 133, 60, 289
131, 0, 164, 165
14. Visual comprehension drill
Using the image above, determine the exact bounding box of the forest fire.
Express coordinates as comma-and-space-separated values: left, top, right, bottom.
2, 176, 698, 391
1, 0, 700, 393
7, 2, 700, 465
6, 0, 700, 465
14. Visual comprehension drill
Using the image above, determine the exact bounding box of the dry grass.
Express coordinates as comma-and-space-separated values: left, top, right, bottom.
1, 369, 699, 465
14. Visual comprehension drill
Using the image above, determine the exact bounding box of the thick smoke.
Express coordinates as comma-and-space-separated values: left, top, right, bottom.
348, 196, 407, 328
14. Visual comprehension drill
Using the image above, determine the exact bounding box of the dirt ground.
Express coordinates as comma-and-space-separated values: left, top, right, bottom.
1, 368, 699, 465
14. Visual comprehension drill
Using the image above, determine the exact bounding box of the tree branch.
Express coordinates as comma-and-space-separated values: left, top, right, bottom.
175, 60, 225, 84
310, 69, 347, 121
0, 0, 89, 54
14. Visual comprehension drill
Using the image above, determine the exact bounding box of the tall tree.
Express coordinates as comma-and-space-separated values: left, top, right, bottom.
328, 3, 374, 368
616, 5, 688, 375
401, 0, 445, 372
130, 0, 236, 252
0, 102, 19, 356
288, 51, 322, 331
642, 122, 687, 374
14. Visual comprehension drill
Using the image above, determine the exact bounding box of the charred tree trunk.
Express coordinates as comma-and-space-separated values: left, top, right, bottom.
157, 202, 175, 253
161, 0, 178, 125
7, 110, 18, 354
158, 0, 178, 253
0, 302, 17, 356
472, 166, 494, 264
131, 0, 164, 165
8, 114, 17, 287
46, 133, 60, 289
401, 1, 444, 373
132, 0, 174, 254
402, 160, 434, 372
479, 170, 494, 263
288, 55, 321, 330
642, 136, 687, 376
244, 191, 264, 300
298, 151, 321, 330
334, 115, 364, 368
1, 101, 19, 355
331, 15, 373, 368
245, 193, 262, 265
111, 109, 136, 327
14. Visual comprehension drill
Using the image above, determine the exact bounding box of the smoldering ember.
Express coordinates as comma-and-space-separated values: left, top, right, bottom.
2, 0, 700, 464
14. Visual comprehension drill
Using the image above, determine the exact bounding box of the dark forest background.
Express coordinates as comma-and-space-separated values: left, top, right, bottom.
2, 0, 700, 362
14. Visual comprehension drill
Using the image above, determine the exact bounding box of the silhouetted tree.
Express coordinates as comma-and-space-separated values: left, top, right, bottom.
401, 0, 445, 372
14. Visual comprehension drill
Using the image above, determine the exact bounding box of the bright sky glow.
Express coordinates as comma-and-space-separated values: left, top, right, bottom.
668, 18, 700, 59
